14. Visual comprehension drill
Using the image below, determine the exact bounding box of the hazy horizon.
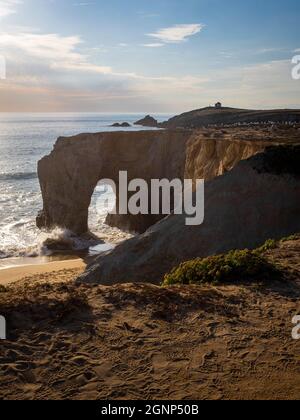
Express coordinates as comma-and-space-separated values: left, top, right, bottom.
0, 0, 300, 112
1, 105, 300, 115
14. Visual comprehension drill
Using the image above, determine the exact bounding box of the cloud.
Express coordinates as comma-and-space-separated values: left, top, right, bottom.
73, 2, 96, 6
137, 11, 160, 18
190, 59, 300, 109
0, 30, 207, 82
0, 0, 22, 18
147, 23, 205, 44
0, 27, 298, 112
0, 29, 212, 112
0, 32, 113, 74
141, 43, 164, 48
1, 57, 299, 112
255, 47, 286, 55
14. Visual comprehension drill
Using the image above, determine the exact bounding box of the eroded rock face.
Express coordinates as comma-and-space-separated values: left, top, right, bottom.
77, 146, 300, 285
37, 129, 266, 235
37, 130, 190, 234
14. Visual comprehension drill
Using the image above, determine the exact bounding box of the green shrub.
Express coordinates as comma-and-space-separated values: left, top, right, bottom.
256, 239, 278, 254
163, 249, 281, 286
281, 234, 299, 242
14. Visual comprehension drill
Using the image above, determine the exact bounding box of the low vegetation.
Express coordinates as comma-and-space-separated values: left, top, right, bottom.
163, 234, 300, 287
163, 249, 282, 287
256, 239, 278, 253
281, 234, 299, 242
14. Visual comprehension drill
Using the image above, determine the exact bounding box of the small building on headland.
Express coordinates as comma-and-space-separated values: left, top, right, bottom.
215, 102, 222, 109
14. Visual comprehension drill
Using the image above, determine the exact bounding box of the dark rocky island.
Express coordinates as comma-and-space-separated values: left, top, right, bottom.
111, 122, 131, 128
134, 115, 158, 127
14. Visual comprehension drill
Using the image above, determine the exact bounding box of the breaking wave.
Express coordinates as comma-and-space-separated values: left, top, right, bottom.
0, 226, 97, 260
0, 172, 38, 181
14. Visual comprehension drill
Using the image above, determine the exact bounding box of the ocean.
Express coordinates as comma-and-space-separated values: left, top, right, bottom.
0, 113, 169, 265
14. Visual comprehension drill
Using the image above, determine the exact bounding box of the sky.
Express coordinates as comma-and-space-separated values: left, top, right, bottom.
0, 0, 300, 112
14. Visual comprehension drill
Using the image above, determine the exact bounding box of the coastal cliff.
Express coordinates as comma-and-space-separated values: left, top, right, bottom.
37, 128, 275, 235
37, 130, 190, 235
37, 127, 300, 286
78, 145, 300, 285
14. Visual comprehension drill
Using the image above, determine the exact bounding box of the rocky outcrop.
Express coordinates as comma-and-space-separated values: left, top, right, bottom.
184, 131, 266, 181
134, 115, 158, 127
37, 129, 270, 236
111, 122, 131, 128
78, 146, 300, 285
37, 130, 190, 235
37, 129, 299, 235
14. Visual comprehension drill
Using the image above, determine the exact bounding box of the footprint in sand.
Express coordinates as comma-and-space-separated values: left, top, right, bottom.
93, 361, 114, 378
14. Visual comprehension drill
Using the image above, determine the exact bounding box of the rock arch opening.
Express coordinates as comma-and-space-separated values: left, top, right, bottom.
37, 130, 191, 236
88, 181, 116, 239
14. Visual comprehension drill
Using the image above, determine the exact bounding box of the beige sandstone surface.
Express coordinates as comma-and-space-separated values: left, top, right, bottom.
37, 128, 278, 235
36, 128, 300, 286
78, 145, 300, 285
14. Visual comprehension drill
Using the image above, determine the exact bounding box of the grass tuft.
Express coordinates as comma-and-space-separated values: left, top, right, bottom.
281, 234, 299, 242
255, 239, 278, 253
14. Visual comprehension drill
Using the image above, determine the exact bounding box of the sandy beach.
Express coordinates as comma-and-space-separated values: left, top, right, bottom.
0, 259, 86, 286
0, 236, 300, 400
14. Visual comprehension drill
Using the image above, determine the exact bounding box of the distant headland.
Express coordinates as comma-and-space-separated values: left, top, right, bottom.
134, 105, 300, 128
